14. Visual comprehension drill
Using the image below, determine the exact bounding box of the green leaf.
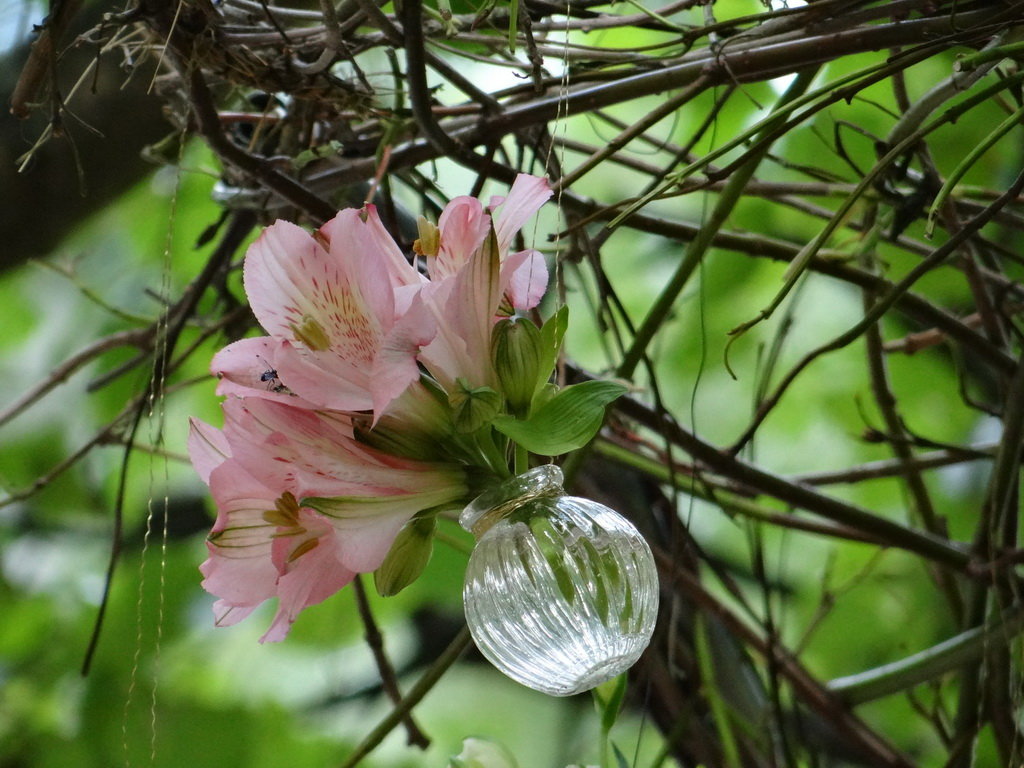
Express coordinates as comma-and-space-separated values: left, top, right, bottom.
538, 305, 568, 379
292, 140, 343, 171
593, 674, 628, 735
492, 379, 627, 455
611, 741, 630, 768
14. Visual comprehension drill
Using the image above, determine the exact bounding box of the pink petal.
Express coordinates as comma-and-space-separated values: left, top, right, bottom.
243, 220, 334, 341
315, 500, 422, 572
211, 601, 259, 628
244, 217, 388, 372
428, 243, 501, 389
201, 542, 276, 614
308, 485, 466, 572
370, 293, 437, 421
188, 417, 230, 485
205, 463, 278, 560
200, 463, 279, 609
356, 205, 425, 288
219, 397, 463, 500
492, 174, 551, 252
435, 197, 489, 279
261, 515, 355, 642
417, 280, 468, 389
219, 398, 348, 493
320, 209, 396, 333
211, 337, 312, 406
272, 341, 375, 412
501, 249, 548, 311
333, 513, 411, 573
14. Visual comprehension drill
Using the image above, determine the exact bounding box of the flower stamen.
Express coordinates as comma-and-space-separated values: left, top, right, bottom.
290, 315, 331, 350
288, 537, 320, 562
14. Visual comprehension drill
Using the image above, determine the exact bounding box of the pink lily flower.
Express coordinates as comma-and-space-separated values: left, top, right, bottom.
189, 397, 468, 641
190, 175, 552, 641
215, 205, 434, 420
418, 174, 552, 392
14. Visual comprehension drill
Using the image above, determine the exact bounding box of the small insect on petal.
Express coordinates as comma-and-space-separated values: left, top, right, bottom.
290, 315, 331, 351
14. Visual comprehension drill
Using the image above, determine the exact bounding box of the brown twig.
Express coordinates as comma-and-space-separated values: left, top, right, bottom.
337, 627, 471, 768
652, 547, 915, 768
614, 393, 973, 572
0, 328, 150, 428
728, 167, 1024, 455
351, 577, 431, 749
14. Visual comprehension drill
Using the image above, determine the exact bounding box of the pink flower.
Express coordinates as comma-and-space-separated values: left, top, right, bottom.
418, 174, 552, 392
214, 175, 550, 417
214, 206, 433, 420
192, 175, 552, 641
189, 397, 468, 641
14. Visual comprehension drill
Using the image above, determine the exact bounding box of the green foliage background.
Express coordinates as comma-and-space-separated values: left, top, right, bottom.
3, 0, 1024, 766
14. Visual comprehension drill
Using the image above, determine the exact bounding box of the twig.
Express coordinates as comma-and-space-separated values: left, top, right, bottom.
0, 416, 123, 509
883, 313, 984, 355
728, 167, 1024, 455
301, 5, 1013, 199
859, 214, 963, 620
351, 577, 430, 749
338, 627, 471, 768
0, 328, 150, 428
652, 547, 915, 768
595, 438, 888, 546
617, 68, 817, 379
829, 603, 1024, 705
81, 211, 254, 675
190, 70, 335, 221
614, 394, 973, 572
794, 444, 995, 486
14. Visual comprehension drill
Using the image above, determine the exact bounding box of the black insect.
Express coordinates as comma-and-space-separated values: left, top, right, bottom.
257, 357, 288, 394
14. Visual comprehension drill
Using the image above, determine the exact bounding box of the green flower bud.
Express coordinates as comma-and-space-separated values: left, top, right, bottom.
374, 515, 437, 597
491, 317, 543, 416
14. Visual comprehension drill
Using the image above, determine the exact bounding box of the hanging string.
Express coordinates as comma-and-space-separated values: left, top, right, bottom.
121, 129, 184, 768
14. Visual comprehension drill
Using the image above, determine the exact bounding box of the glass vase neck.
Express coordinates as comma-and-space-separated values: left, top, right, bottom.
460, 465, 564, 538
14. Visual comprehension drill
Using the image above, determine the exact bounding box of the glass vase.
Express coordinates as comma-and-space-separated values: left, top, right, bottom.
460, 465, 659, 696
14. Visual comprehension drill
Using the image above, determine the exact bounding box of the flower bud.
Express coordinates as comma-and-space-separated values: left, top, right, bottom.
374, 515, 437, 596
491, 318, 543, 416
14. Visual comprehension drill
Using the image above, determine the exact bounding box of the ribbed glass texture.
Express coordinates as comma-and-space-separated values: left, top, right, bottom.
461, 466, 659, 696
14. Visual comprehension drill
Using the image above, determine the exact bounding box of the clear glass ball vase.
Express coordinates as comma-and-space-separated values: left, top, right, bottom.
460, 465, 659, 696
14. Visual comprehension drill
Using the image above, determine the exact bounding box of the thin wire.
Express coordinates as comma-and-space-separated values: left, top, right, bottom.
542, 0, 572, 308
121, 133, 183, 768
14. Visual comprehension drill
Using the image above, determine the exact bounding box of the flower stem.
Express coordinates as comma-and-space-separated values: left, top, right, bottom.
476, 428, 512, 478
513, 442, 528, 476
